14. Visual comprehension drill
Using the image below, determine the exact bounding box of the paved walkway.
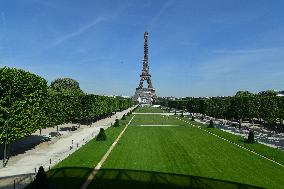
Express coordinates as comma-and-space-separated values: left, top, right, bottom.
0, 107, 135, 188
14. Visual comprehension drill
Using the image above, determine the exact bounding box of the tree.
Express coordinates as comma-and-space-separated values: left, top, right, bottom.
208, 120, 214, 128
96, 128, 106, 141
260, 96, 279, 127
122, 114, 126, 120
0, 67, 48, 144
246, 130, 255, 143
258, 90, 278, 96
235, 91, 253, 97
49, 78, 83, 94
33, 166, 48, 189
113, 119, 120, 127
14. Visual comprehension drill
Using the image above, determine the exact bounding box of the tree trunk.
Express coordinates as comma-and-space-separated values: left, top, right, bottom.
239, 118, 242, 130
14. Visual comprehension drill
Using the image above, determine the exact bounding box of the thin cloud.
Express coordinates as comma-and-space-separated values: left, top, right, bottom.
211, 47, 284, 55
48, 2, 132, 48
51, 16, 106, 47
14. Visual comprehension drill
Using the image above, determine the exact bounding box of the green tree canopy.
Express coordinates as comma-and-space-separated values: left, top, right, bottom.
0, 67, 48, 143
258, 90, 278, 96
49, 78, 83, 94
235, 91, 254, 97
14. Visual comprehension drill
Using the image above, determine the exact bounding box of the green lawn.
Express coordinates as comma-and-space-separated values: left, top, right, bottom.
178, 116, 284, 166
88, 115, 284, 189
134, 106, 165, 113
130, 114, 186, 126
26, 113, 284, 189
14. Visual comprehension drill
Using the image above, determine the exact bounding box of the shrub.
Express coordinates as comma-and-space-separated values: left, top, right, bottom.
208, 120, 214, 128
191, 116, 195, 121
96, 128, 106, 141
246, 130, 255, 143
33, 166, 48, 189
232, 123, 237, 127
122, 114, 126, 120
113, 119, 120, 127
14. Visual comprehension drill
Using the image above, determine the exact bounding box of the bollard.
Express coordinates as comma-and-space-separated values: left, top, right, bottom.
70, 146, 72, 150
14, 180, 15, 189
50, 159, 51, 164
35, 168, 36, 173
72, 140, 73, 145
77, 143, 79, 148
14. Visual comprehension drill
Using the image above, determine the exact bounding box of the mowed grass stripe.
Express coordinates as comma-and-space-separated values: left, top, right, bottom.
130, 114, 186, 126
178, 116, 284, 166
81, 115, 135, 189
89, 115, 284, 189
182, 117, 284, 167
134, 106, 165, 113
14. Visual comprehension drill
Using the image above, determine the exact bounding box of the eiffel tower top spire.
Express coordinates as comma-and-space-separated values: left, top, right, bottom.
142, 31, 149, 76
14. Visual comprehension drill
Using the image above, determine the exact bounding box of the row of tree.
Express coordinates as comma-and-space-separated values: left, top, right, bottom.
159, 92, 284, 131
0, 67, 133, 144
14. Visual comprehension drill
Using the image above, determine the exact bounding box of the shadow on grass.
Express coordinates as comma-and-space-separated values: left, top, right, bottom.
90, 168, 265, 189
24, 167, 93, 189
24, 167, 265, 189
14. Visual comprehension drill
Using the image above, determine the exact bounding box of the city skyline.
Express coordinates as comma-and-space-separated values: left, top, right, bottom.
1, 0, 284, 97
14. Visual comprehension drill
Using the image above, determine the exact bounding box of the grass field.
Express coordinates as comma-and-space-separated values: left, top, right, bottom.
27, 114, 284, 189
178, 116, 284, 165
88, 114, 284, 189
130, 114, 185, 126
134, 106, 165, 113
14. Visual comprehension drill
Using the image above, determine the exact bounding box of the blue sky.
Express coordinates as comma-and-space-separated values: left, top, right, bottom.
1, 0, 284, 97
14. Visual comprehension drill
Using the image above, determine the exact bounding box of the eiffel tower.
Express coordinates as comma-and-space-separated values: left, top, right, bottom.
133, 31, 157, 104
